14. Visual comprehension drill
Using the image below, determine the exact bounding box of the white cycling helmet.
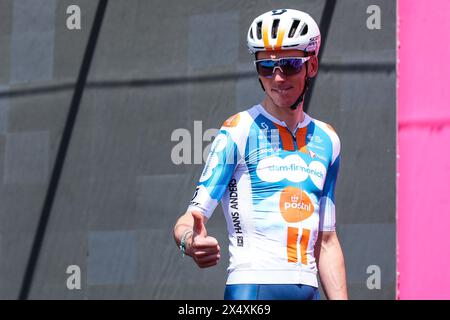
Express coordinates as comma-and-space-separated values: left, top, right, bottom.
247, 9, 321, 56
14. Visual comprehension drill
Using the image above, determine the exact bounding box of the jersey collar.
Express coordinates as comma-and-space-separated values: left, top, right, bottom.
256, 104, 312, 129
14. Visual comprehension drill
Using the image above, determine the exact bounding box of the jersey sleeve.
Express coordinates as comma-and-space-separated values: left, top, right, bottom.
318, 130, 341, 232
187, 114, 244, 219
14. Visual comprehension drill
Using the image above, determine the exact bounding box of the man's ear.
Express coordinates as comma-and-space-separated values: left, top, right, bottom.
307, 55, 319, 78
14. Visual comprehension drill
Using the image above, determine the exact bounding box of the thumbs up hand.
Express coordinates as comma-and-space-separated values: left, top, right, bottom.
189, 211, 221, 268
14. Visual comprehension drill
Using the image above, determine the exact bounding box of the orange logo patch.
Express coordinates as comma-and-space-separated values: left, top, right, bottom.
279, 186, 314, 223
223, 113, 240, 127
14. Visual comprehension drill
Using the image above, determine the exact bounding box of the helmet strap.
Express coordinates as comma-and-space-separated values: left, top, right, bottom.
255, 53, 267, 92
290, 63, 310, 110
258, 78, 266, 91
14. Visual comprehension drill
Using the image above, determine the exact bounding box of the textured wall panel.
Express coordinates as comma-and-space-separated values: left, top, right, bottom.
10, 0, 56, 83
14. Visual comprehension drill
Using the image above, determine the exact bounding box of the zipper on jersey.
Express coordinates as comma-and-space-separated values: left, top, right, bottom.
292, 133, 298, 150
287, 127, 298, 150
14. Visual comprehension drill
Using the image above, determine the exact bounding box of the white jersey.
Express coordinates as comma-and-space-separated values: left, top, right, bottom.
188, 105, 340, 287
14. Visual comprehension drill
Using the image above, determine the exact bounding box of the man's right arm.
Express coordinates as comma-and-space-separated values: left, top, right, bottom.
173, 211, 221, 268
174, 113, 244, 268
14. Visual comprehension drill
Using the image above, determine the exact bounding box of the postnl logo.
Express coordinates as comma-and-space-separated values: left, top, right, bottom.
279, 187, 315, 223
256, 155, 326, 189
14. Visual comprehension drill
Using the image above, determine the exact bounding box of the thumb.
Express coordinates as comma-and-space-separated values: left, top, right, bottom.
192, 211, 207, 238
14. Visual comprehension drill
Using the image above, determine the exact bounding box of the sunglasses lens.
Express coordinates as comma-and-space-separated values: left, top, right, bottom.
279, 58, 304, 76
256, 60, 276, 77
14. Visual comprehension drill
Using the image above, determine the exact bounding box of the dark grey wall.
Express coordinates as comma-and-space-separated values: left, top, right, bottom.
0, 0, 395, 299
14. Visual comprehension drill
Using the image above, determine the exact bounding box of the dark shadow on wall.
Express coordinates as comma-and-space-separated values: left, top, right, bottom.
0, 62, 394, 99
17, 0, 109, 300
304, 0, 336, 113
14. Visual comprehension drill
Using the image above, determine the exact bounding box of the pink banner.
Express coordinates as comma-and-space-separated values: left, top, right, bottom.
398, 0, 450, 299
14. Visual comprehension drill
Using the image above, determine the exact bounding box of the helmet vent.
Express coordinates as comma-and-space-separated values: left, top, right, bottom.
288, 20, 300, 38
272, 19, 280, 38
256, 21, 263, 39
300, 23, 308, 36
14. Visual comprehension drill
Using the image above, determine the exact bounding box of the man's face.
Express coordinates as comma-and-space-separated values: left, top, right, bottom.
256, 49, 318, 109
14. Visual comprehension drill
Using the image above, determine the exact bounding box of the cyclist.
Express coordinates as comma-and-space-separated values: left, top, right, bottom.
173, 8, 348, 300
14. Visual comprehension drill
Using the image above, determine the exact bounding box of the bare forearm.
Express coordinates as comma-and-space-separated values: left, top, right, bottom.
316, 234, 348, 299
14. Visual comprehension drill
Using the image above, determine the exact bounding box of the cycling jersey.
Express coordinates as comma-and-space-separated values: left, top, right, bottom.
188, 104, 340, 287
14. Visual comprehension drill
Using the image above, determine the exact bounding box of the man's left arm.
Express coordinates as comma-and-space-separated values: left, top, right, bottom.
315, 126, 347, 299
315, 230, 348, 299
